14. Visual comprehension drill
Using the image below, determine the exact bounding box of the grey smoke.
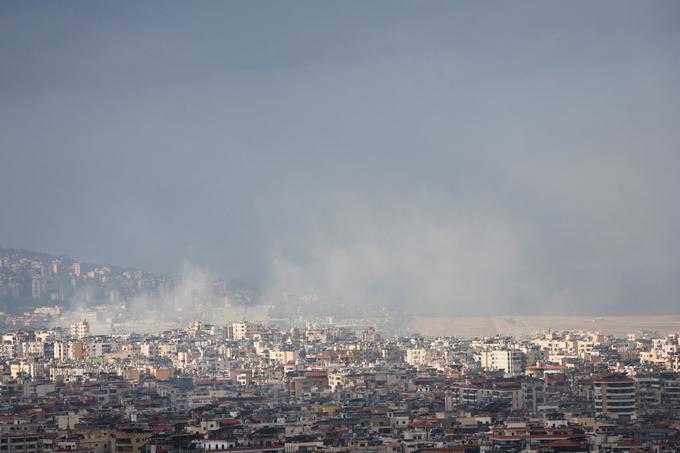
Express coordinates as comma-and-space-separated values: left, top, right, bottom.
1, 2, 680, 315
57, 263, 268, 334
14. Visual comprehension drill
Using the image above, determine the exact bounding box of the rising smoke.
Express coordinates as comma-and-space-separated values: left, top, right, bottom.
4, 2, 680, 323
55, 263, 267, 334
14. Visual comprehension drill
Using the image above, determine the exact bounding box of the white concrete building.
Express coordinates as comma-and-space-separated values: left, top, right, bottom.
70, 320, 90, 339
480, 349, 524, 376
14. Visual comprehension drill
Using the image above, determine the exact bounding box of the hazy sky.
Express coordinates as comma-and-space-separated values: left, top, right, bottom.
1, 1, 680, 314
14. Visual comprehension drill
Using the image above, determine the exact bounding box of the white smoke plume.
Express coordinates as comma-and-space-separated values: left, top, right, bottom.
54, 263, 267, 334
263, 196, 530, 319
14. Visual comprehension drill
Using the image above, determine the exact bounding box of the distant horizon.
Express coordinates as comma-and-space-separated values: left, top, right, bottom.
2, 244, 679, 318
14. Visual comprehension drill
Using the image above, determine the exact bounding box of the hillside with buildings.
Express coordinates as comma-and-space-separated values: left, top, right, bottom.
0, 246, 171, 313
0, 247, 264, 333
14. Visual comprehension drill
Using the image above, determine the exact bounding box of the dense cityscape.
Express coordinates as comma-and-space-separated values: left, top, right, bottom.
3, 313, 680, 452
4, 1, 680, 451
2, 248, 680, 452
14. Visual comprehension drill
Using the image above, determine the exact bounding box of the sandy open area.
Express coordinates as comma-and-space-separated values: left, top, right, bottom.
407, 315, 680, 337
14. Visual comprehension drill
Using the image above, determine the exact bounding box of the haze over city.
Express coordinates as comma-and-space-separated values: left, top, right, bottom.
6, 3, 680, 451
2, 1, 680, 316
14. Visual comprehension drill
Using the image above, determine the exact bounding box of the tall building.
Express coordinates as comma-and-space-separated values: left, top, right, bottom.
406, 348, 435, 366
53, 342, 67, 361
31, 276, 42, 300
480, 349, 524, 376
521, 379, 546, 413
231, 321, 263, 340
635, 375, 662, 412
70, 262, 81, 277
71, 320, 90, 339
594, 376, 636, 418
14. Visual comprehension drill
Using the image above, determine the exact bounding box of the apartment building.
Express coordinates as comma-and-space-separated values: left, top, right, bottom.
480, 349, 524, 376
594, 376, 637, 418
